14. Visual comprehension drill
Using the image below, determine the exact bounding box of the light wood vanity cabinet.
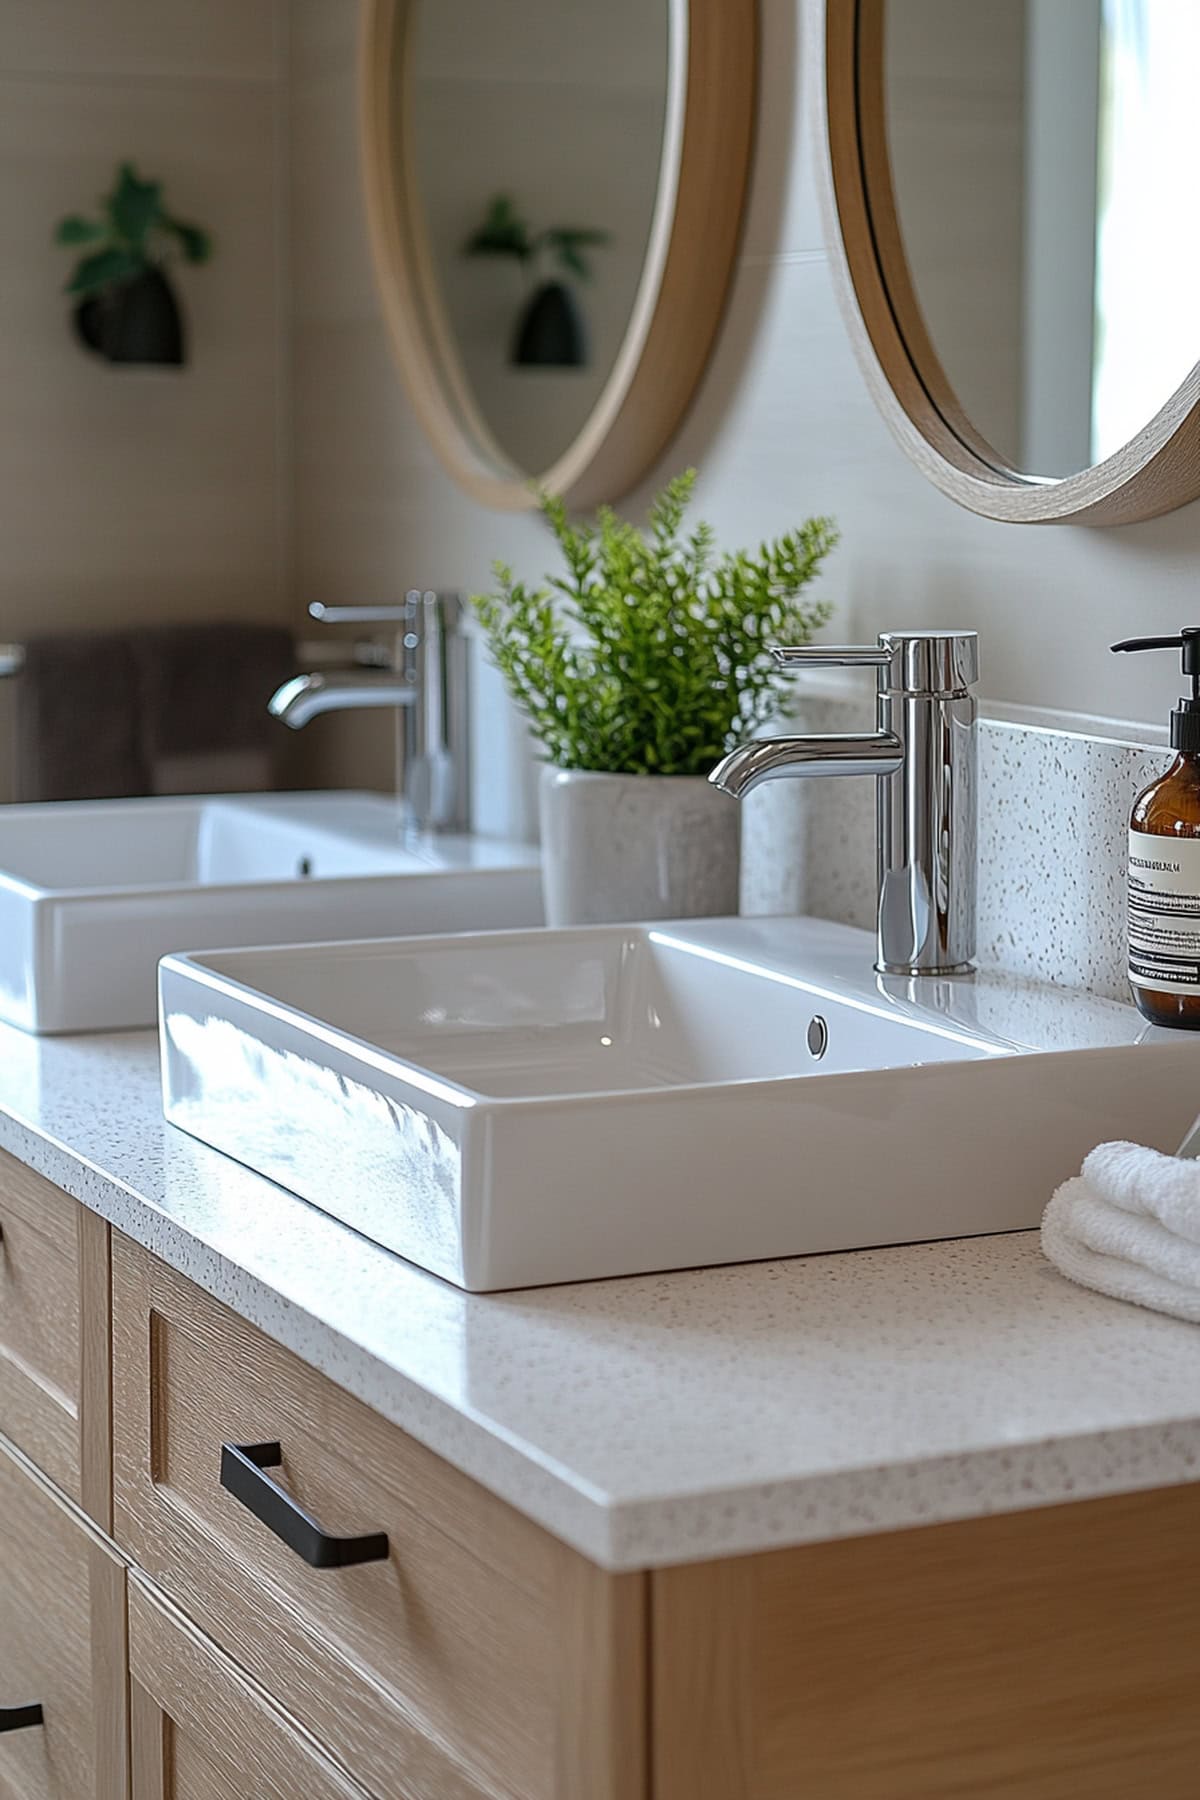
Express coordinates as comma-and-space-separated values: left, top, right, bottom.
128, 1577, 371, 1800
650, 1486, 1200, 1800
0, 1149, 111, 1520
110, 1235, 644, 1800
5, 1178, 1200, 1800
0, 1439, 125, 1800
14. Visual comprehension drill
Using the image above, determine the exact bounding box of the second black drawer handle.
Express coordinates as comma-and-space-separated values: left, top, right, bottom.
219, 1441, 389, 1570
0, 1704, 44, 1733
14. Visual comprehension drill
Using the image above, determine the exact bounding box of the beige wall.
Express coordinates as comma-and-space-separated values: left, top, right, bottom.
5, 2, 1197, 818
0, 2, 292, 638
290, 0, 1200, 837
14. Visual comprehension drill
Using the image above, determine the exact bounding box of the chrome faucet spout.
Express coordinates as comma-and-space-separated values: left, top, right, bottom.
710, 732, 904, 799
269, 670, 417, 730
710, 631, 979, 977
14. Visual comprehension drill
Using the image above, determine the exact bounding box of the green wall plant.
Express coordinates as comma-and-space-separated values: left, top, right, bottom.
55, 162, 212, 300
464, 194, 609, 282
472, 470, 838, 777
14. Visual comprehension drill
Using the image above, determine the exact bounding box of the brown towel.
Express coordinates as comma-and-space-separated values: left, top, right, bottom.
15, 622, 296, 802
129, 622, 295, 795
16, 631, 144, 802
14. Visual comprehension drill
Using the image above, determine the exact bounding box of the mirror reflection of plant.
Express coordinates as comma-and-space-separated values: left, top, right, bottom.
464, 194, 610, 284
473, 470, 839, 777
55, 162, 213, 300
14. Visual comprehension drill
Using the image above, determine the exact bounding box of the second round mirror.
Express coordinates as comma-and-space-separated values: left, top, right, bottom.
880, 0, 1200, 482
821, 0, 1200, 524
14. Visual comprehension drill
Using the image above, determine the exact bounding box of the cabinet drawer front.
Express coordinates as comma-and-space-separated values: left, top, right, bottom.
129, 1576, 370, 1800
0, 1153, 80, 1498
113, 1235, 645, 1800
0, 1438, 124, 1800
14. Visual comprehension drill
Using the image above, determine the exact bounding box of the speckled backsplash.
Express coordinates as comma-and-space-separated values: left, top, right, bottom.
739, 696, 1170, 1004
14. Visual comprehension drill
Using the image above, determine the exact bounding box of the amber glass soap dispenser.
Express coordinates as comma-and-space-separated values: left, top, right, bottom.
1112, 629, 1200, 1028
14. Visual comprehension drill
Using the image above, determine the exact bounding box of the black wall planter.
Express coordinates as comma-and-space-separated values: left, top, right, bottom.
512, 281, 587, 368
73, 266, 185, 367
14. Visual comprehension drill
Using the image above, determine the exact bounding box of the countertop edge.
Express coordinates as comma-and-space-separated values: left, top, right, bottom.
3, 1097, 1200, 1569
604, 1424, 1200, 1568
0, 1106, 618, 1565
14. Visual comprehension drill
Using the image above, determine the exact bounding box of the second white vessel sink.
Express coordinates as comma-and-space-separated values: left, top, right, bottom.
159, 915, 1200, 1290
0, 792, 541, 1033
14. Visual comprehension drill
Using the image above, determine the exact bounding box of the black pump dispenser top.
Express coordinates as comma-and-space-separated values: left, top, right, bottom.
1112, 630, 1200, 753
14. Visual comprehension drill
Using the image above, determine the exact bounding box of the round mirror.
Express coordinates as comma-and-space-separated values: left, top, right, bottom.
361, 0, 756, 510
819, 0, 1200, 524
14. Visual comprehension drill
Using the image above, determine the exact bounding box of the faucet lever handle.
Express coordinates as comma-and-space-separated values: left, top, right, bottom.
309, 601, 413, 625
308, 595, 463, 630
772, 645, 891, 668
776, 632, 979, 695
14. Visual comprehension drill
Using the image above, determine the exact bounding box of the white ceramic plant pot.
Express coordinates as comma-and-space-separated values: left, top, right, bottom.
539, 767, 741, 926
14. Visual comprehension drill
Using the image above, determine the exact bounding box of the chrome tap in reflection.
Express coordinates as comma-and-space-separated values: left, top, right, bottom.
270, 595, 470, 834
268, 669, 418, 728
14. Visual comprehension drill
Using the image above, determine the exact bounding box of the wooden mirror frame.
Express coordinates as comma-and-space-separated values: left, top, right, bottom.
360, 0, 757, 512
815, 0, 1200, 526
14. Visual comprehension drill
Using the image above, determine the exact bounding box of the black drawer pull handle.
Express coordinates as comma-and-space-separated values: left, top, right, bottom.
0, 1704, 44, 1733
219, 1441, 389, 1570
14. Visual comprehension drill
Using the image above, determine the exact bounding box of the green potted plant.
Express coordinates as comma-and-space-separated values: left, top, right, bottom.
56, 162, 212, 366
473, 470, 838, 925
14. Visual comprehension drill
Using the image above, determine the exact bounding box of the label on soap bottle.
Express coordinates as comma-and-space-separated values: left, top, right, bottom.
1128, 828, 1200, 993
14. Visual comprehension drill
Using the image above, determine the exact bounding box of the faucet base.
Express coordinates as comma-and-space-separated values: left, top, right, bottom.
875, 960, 976, 979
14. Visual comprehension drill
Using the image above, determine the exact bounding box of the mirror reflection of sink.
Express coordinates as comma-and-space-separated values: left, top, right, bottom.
159, 915, 1200, 1291
0, 791, 541, 1034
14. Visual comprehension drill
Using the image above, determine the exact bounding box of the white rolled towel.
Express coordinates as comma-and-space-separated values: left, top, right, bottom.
1041, 1141, 1200, 1323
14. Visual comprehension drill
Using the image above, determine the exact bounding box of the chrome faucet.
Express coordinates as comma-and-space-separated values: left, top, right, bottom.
269, 595, 470, 833
710, 630, 978, 976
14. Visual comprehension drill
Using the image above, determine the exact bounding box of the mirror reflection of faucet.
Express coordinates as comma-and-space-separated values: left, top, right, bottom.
270, 595, 469, 835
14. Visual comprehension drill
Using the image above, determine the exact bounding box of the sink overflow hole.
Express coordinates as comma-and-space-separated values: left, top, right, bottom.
806, 1015, 828, 1060
297, 856, 313, 878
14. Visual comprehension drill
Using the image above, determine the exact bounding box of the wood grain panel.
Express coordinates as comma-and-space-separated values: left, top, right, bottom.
0, 1436, 127, 1800
653, 1483, 1200, 1798
129, 1577, 370, 1800
130, 1679, 168, 1800
113, 1233, 646, 1800
78, 1205, 113, 1530
555, 1545, 647, 1800
0, 1151, 81, 1499
89, 1537, 130, 1800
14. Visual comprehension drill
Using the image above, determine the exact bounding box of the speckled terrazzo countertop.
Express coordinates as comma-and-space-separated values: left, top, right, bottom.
3, 1020, 1200, 1569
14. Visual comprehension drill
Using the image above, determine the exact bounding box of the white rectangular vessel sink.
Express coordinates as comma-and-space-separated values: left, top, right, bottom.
159, 916, 1200, 1290
0, 792, 540, 1034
